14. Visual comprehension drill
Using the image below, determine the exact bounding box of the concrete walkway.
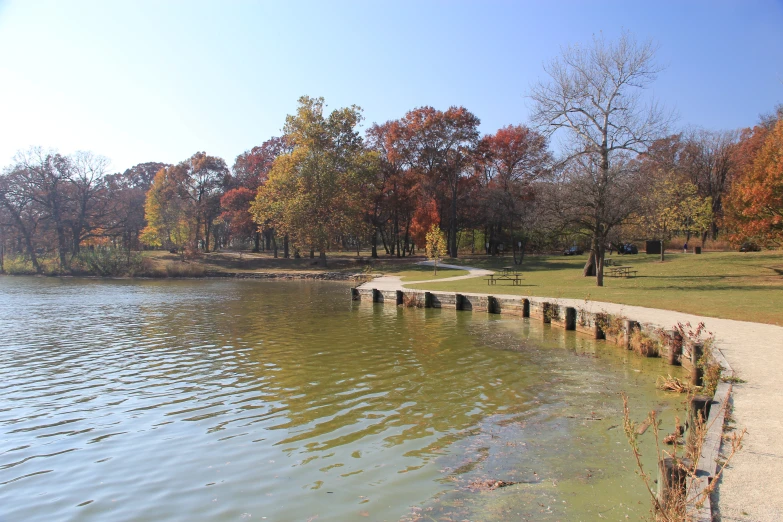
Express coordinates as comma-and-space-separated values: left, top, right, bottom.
359, 262, 783, 521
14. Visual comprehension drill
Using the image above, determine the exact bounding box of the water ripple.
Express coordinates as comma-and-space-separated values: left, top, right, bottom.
0, 277, 682, 521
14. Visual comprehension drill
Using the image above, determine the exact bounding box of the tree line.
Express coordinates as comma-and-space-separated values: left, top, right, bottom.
1, 33, 780, 285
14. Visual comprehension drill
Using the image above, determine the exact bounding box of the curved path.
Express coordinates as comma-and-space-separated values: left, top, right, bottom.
359, 262, 783, 521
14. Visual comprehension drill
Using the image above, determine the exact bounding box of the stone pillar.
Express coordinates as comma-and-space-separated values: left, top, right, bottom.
667, 330, 683, 365
594, 314, 606, 340
372, 289, 381, 303
396, 290, 404, 306
424, 292, 433, 308
522, 298, 530, 318
565, 307, 576, 330
624, 320, 639, 350
488, 296, 500, 314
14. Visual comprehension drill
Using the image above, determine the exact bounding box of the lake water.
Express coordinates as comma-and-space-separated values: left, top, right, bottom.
0, 278, 684, 521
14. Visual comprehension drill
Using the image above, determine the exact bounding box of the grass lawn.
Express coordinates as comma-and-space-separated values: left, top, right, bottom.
405, 251, 783, 326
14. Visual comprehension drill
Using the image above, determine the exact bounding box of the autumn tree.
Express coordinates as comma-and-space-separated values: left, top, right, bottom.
251, 96, 376, 266
141, 166, 194, 252
724, 115, 783, 246
425, 223, 447, 275
224, 137, 288, 251
475, 125, 550, 259
366, 120, 420, 258
530, 32, 670, 286
394, 106, 480, 258
635, 176, 712, 260
105, 161, 169, 251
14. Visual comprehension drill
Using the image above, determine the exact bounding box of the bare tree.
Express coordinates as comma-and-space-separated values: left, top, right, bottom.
681, 129, 738, 242
0, 167, 43, 272
530, 31, 672, 285
68, 151, 111, 254
14, 148, 73, 270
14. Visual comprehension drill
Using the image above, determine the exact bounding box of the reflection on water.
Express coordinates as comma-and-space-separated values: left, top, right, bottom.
0, 278, 683, 521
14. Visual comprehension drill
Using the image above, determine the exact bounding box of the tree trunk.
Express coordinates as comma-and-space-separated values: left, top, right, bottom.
371, 231, 378, 258
319, 250, 327, 267
284, 234, 289, 259
253, 232, 260, 253
660, 240, 665, 262
272, 233, 278, 258
449, 184, 458, 258
596, 240, 605, 287
56, 224, 68, 271
583, 251, 596, 277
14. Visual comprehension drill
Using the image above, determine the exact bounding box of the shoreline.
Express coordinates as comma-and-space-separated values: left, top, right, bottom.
357, 266, 783, 521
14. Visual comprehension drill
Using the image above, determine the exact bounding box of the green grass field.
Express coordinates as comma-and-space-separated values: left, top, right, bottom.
405, 251, 783, 326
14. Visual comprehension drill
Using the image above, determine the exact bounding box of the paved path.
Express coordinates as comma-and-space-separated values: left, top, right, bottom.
359, 261, 783, 521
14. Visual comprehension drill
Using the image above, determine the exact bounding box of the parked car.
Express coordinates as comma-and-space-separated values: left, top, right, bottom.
619, 243, 638, 255
563, 246, 584, 256
739, 242, 761, 252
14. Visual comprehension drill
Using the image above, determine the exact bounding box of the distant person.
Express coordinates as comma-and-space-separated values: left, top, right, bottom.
683, 242, 688, 253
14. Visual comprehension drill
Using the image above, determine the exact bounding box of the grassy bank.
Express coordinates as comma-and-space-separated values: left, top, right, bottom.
405, 251, 782, 326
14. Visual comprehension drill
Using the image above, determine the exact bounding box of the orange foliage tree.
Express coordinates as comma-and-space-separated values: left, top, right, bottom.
725, 116, 783, 246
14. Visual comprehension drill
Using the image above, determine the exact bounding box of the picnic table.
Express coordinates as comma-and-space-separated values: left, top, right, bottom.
486, 266, 523, 285
605, 265, 638, 278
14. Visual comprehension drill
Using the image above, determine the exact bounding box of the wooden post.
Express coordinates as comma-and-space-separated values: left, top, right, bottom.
372, 289, 381, 303
689, 395, 712, 429
691, 342, 704, 386
658, 457, 690, 509
396, 290, 404, 306
424, 292, 433, 308
565, 307, 576, 330
488, 296, 499, 314
542, 302, 551, 324
522, 298, 530, 318
456, 293, 465, 311
351, 288, 360, 301
594, 313, 606, 340
624, 320, 638, 349
667, 330, 683, 366
688, 395, 712, 454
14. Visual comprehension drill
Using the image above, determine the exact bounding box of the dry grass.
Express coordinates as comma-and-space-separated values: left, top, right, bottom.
622, 393, 746, 521
630, 327, 661, 357
656, 375, 694, 394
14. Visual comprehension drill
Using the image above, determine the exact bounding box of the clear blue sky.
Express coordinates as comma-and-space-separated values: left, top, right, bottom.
1, 0, 781, 173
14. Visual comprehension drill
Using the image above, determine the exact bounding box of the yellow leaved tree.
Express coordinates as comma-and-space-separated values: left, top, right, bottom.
425, 224, 447, 275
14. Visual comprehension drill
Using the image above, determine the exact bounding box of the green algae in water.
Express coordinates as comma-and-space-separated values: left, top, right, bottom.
0, 278, 686, 521
398, 314, 688, 522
